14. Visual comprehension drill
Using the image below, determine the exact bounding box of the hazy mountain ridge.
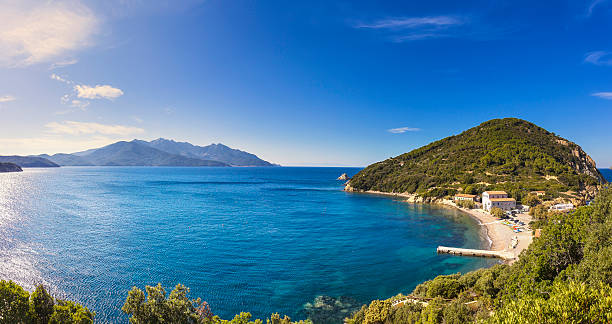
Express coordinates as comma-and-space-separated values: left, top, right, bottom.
34, 138, 274, 167
0, 156, 60, 167
145, 138, 274, 166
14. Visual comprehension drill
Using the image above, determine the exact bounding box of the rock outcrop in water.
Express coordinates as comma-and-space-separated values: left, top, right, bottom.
337, 173, 349, 180
303, 295, 361, 324
0, 162, 22, 172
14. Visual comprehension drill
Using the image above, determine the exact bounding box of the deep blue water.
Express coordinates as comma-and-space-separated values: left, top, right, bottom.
600, 168, 612, 182
0, 167, 495, 323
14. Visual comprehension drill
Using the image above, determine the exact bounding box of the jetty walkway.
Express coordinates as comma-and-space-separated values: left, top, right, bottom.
436, 246, 514, 260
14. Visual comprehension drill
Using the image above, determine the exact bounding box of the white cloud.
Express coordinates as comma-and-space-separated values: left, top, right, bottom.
45, 121, 144, 136
355, 15, 467, 42
50, 73, 73, 84
584, 51, 612, 66
591, 92, 612, 99
0, 95, 16, 103
70, 100, 90, 109
74, 84, 124, 100
0, 136, 115, 155
50, 58, 78, 70
0, 1, 98, 67
356, 16, 463, 30
388, 127, 421, 133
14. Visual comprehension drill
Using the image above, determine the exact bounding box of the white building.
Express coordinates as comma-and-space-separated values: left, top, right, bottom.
454, 194, 477, 202
550, 203, 574, 212
482, 191, 516, 211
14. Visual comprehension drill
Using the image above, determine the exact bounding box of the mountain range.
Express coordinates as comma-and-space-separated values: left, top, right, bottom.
0, 155, 60, 167
17, 138, 275, 167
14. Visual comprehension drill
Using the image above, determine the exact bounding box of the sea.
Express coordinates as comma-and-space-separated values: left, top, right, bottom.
1, 166, 519, 323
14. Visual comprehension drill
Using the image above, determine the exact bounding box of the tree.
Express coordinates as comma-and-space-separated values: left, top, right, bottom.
529, 204, 549, 219
49, 300, 94, 324
0, 280, 30, 324
523, 194, 541, 207
457, 200, 475, 209
122, 283, 202, 324
489, 281, 612, 324
30, 285, 55, 324
363, 300, 391, 324
490, 207, 504, 218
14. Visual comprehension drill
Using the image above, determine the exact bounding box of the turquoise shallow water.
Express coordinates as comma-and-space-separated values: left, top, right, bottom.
0, 167, 496, 322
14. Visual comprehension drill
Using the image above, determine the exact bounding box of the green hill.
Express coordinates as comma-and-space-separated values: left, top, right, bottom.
347, 118, 605, 202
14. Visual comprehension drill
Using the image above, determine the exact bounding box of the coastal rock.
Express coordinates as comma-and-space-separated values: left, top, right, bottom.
337, 173, 349, 180
0, 162, 23, 173
303, 295, 360, 324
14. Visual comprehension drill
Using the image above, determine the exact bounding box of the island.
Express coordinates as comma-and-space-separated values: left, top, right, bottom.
0, 162, 22, 173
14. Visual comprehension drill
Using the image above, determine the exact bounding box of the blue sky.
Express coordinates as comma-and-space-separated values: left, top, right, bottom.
0, 0, 611, 167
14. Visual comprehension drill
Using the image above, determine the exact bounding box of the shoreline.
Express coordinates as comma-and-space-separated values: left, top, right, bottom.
347, 189, 533, 263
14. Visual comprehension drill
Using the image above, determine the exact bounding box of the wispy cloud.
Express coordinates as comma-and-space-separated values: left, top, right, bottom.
0, 136, 115, 155
356, 16, 464, 30
70, 100, 90, 110
388, 127, 421, 134
45, 121, 144, 136
0, 1, 98, 67
355, 15, 467, 42
51, 73, 73, 84
584, 51, 612, 66
587, 0, 608, 16
74, 85, 124, 100
50, 58, 78, 70
591, 92, 612, 99
0, 95, 16, 103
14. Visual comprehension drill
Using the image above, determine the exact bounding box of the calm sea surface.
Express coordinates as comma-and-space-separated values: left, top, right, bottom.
0, 167, 498, 322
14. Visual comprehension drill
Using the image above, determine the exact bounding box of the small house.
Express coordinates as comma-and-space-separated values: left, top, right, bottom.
531, 191, 546, 196
454, 194, 477, 202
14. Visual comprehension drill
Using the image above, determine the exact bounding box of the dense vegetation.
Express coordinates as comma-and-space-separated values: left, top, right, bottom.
346, 187, 612, 323
0, 281, 310, 323
122, 283, 311, 324
348, 118, 605, 202
0, 282, 94, 323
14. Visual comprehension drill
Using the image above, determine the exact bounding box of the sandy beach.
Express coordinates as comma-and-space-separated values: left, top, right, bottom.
449, 204, 533, 262
351, 189, 534, 263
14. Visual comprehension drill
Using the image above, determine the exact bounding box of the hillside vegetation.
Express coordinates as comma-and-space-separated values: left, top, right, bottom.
348, 118, 605, 202
346, 188, 612, 323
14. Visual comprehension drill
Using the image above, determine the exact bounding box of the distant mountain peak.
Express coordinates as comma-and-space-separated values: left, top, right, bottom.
36, 138, 276, 167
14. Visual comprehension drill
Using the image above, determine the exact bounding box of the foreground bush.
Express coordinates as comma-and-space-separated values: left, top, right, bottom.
0, 281, 94, 324
122, 283, 312, 324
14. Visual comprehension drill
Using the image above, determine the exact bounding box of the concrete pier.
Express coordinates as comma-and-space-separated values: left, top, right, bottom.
437, 246, 514, 260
